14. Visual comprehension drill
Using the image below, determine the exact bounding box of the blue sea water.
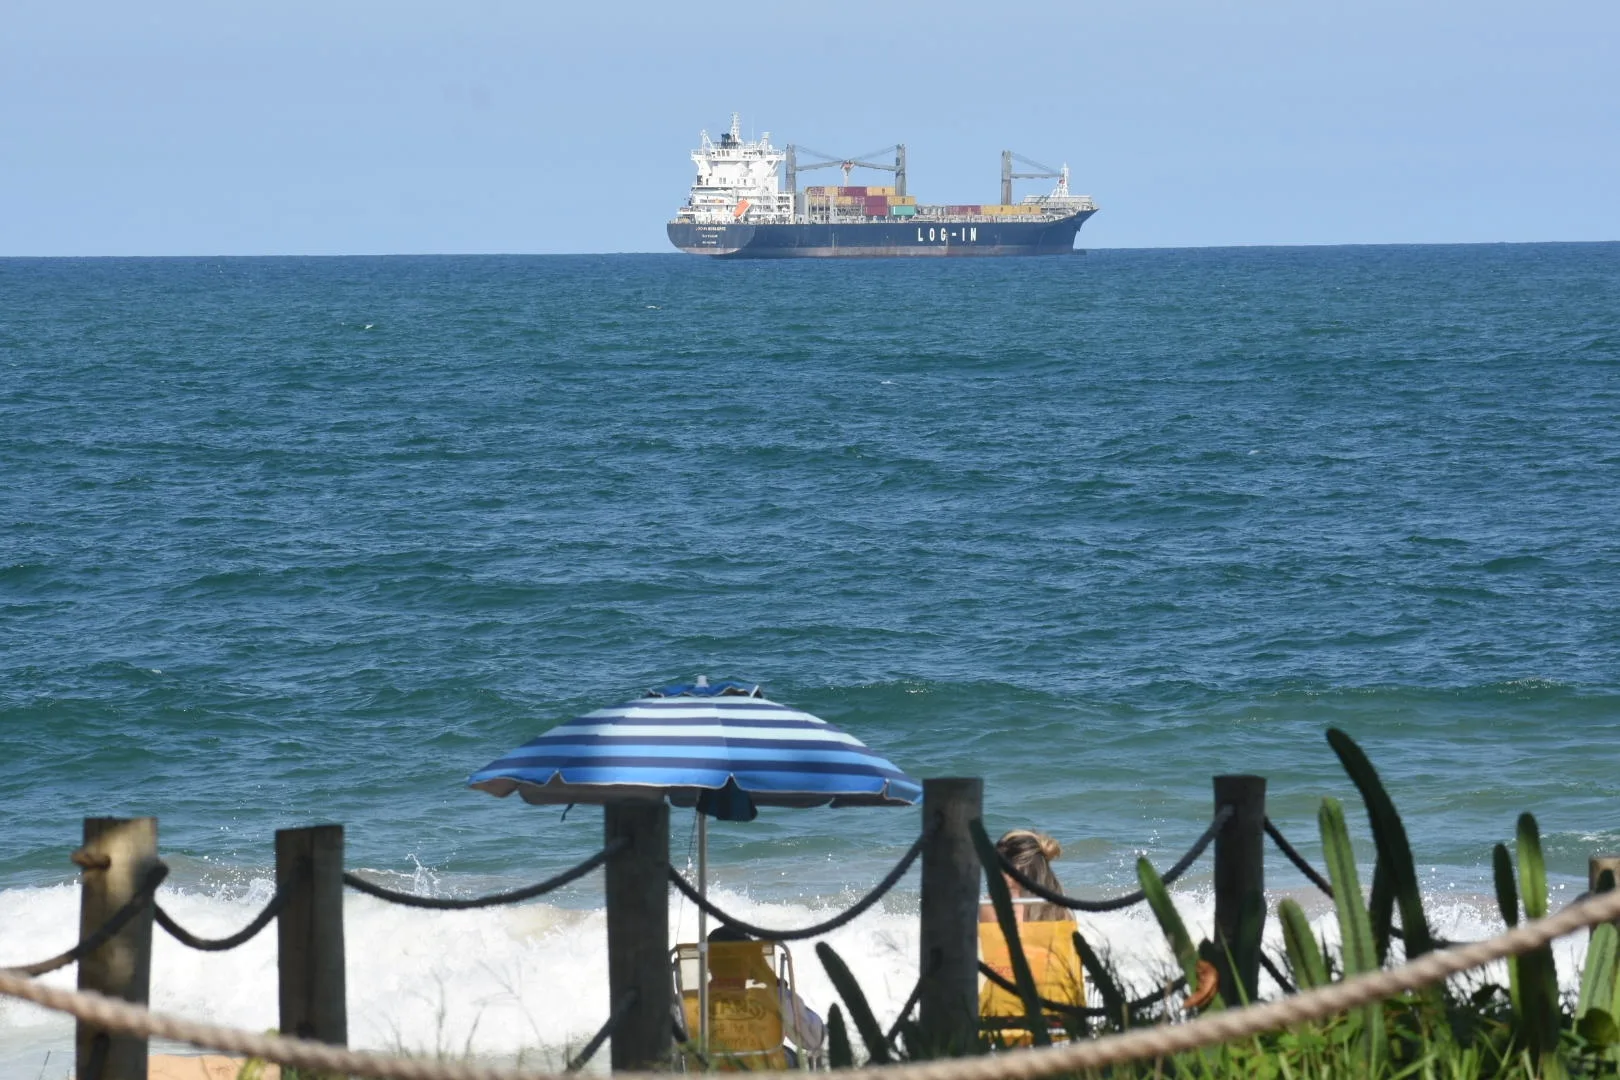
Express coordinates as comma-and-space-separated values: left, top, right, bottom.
2, 243, 1618, 1064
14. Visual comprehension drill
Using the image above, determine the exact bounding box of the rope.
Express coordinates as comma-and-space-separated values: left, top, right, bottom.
6, 886, 1620, 1080
564, 991, 635, 1072
1257, 950, 1296, 995
342, 841, 624, 910
667, 835, 924, 942
4, 863, 170, 977
976, 963, 1186, 1019
1261, 819, 1465, 948
998, 807, 1233, 913
1264, 818, 1335, 898
153, 867, 301, 952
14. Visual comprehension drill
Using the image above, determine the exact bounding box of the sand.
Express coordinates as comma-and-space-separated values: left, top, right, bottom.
148, 1055, 281, 1080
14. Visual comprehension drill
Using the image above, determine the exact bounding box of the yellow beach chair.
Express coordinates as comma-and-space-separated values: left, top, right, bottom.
978, 921, 1087, 1045
674, 939, 808, 1069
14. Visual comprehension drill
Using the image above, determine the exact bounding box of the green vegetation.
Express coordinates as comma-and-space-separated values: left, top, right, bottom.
811, 729, 1620, 1078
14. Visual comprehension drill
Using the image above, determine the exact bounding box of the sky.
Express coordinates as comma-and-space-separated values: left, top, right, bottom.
1, 0, 1615, 256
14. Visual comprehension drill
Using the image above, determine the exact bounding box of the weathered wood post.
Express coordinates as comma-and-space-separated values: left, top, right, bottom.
1591, 854, 1620, 930
76, 816, 159, 1080
1212, 775, 1266, 1005
275, 824, 347, 1046
605, 799, 671, 1071
918, 777, 983, 1056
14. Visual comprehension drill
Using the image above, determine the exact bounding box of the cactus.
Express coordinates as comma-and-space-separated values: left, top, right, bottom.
1073, 929, 1130, 1029
969, 818, 1051, 1046
826, 1004, 853, 1069
816, 942, 892, 1065
1327, 728, 1435, 960
1320, 795, 1386, 1071
1277, 899, 1329, 991
1510, 813, 1564, 1067
1137, 855, 1206, 1000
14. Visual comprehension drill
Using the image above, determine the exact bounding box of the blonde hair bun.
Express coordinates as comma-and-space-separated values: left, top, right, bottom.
1038, 834, 1062, 861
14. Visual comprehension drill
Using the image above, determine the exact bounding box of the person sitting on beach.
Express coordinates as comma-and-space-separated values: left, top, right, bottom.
980, 829, 1075, 923
707, 925, 826, 1061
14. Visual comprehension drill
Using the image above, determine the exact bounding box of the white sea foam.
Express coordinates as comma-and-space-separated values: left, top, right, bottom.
0, 879, 1596, 1069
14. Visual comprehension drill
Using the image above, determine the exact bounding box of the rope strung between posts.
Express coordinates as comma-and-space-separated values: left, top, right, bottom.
1263, 818, 1335, 898
342, 840, 625, 910
998, 806, 1233, 914
153, 862, 304, 953
976, 963, 1187, 1019
14, 886, 1620, 1080
564, 991, 636, 1073
668, 834, 925, 941
3, 863, 170, 977
1261, 818, 1465, 948
1257, 950, 1296, 995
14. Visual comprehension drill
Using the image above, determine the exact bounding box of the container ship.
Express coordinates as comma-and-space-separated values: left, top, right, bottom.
667, 114, 1097, 259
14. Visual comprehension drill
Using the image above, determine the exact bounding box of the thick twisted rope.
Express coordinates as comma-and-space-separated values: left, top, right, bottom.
342, 840, 624, 910
564, 991, 635, 1073
1264, 818, 1335, 898
9, 886, 1620, 1080
154, 894, 287, 953
152, 863, 302, 952
998, 807, 1233, 914
976, 963, 1186, 1019
667, 835, 925, 941
4, 863, 170, 977
1261, 820, 1464, 948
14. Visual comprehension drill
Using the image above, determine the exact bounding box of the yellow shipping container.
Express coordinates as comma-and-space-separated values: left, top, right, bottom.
867, 186, 896, 196
835, 196, 860, 206
890, 195, 917, 205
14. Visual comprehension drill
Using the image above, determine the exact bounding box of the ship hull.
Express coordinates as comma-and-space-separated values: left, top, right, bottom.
667, 210, 1096, 258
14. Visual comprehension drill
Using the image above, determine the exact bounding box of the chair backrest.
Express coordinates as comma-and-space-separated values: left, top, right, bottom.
675, 940, 791, 1069
978, 921, 1086, 1019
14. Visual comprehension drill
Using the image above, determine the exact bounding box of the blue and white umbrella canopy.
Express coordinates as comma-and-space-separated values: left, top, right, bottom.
468, 680, 921, 821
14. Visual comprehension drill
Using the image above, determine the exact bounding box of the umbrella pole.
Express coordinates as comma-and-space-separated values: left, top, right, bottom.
697, 810, 708, 1053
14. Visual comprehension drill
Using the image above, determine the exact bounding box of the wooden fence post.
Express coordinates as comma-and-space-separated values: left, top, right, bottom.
605, 800, 671, 1071
918, 777, 983, 1057
76, 816, 159, 1080
275, 824, 347, 1046
1212, 775, 1266, 1006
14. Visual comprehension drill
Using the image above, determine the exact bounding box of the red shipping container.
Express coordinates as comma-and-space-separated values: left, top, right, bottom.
838, 186, 869, 196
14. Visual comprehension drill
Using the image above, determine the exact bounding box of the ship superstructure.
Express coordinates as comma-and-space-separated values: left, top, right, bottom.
668, 114, 1098, 258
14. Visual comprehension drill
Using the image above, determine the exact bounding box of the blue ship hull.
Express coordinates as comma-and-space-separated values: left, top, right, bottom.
667, 210, 1096, 258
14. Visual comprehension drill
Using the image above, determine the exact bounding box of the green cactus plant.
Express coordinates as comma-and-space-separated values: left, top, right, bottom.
969, 818, 1052, 1047
826, 1004, 853, 1069
1072, 929, 1130, 1030
1509, 813, 1564, 1070
1277, 899, 1330, 991
1137, 855, 1207, 1001
1327, 728, 1435, 960
815, 942, 892, 1065
1320, 794, 1386, 1071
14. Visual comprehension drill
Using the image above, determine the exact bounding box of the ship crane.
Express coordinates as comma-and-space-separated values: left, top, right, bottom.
785, 143, 907, 213
1001, 151, 1065, 206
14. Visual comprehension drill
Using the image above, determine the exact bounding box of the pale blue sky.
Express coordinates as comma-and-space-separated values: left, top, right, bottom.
1, 0, 1615, 255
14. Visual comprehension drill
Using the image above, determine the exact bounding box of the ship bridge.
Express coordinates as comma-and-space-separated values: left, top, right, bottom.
675, 114, 795, 225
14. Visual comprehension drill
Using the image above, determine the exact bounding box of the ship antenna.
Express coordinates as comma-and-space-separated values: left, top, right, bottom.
729, 112, 741, 141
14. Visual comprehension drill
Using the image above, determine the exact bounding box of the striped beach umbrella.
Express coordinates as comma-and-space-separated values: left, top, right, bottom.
467, 678, 921, 820
468, 678, 921, 1049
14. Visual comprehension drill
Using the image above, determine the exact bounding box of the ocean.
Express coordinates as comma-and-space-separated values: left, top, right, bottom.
2, 243, 1618, 1069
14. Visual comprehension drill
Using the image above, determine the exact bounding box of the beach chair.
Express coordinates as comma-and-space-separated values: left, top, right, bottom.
978, 920, 1087, 1045
673, 939, 819, 1069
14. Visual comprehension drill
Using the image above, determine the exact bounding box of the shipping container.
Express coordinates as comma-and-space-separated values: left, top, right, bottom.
867, 186, 896, 197
892, 205, 918, 216
835, 196, 860, 207
890, 195, 917, 205
836, 186, 869, 196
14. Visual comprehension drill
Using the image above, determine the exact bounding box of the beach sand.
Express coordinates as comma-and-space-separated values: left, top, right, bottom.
149, 1055, 280, 1080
